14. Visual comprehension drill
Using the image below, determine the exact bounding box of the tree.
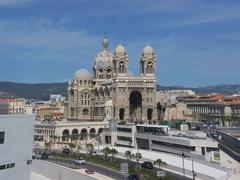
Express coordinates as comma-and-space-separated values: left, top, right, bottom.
86, 143, 94, 155
101, 147, 110, 161
154, 159, 167, 169
68, 143, 76, 154
44, 141, 52, 153
135, 152, 142, 169
109, 148, 118, 162
125, 150, 134, 162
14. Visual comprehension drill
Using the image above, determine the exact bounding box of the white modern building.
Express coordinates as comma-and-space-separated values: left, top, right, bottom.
0, 114, 35, 180
102, 123, 219, 162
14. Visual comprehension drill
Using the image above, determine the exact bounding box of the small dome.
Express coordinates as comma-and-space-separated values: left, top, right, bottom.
143, 45, 153, 54
74, 68, 92, 79
115, 44, 125, 54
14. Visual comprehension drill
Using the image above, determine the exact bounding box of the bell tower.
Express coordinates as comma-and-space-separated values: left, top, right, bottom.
140, 45, 156, 76
113, 44, 128, 77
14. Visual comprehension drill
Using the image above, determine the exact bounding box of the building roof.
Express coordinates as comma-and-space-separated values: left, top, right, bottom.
143, 45, 153, 54
94, 37, 113, 69
74, 68, 92, 79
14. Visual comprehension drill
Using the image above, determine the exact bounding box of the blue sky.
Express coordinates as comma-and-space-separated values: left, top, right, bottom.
0, 0, 240, 87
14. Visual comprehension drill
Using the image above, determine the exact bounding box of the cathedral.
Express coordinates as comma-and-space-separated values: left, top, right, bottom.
67, 37, 157, 123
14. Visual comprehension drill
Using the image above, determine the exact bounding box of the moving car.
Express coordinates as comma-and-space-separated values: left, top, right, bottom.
74, 157, 85, 165
141, 161, 154, 169
128, 174, 139, 180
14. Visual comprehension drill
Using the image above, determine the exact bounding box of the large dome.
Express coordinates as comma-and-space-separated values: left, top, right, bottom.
94, 37, 113, 69
74, 68, 92, 79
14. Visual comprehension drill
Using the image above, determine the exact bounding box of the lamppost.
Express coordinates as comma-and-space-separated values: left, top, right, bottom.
182, 152, 186, 177
192, 158, 196, 180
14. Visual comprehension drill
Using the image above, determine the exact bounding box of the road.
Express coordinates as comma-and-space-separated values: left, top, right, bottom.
46, 157, 125, 180
45, 156, 189, 180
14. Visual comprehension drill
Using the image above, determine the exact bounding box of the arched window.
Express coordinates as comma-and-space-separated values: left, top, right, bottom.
146, 61, 154, 74
82, 108, 89, 115
106, 69, 112, 79
98, 69, 104, 79
81, 92, 90, 106
118, 61, 126, 74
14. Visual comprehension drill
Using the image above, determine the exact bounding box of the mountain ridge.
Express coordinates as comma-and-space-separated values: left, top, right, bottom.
0, 81, 239, 100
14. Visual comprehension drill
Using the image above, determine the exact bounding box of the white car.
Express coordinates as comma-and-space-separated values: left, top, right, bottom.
91, 151, 97, 156
74, 157, 85, 165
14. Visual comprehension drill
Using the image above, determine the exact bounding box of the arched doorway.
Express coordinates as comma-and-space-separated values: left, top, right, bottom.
98, 128, 103, 134
119, 108, 125, 121
71, 129, 78, 141
147, 108, 153, 120
129, 91, 142, 122
81, 128, 88, 139
62, 129, 69, 141
90, 128, 96, 137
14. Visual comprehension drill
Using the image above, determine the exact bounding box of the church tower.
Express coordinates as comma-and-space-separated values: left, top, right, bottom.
113, 44, 128, 77
140, 45, 156, 76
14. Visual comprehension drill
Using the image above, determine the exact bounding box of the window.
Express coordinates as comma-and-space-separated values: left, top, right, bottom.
27, 160, 32, 165
0, 163, 15, 170
0, 132, 4, 144
118, 61, 126, 74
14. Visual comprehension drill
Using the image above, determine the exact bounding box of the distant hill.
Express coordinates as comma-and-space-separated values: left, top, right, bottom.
0, 81, 67, 100
0, 81, 239, 100
157, 84, 240, 94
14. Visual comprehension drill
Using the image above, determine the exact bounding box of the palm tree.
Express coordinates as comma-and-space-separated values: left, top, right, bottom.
109, 148, 118, 162
101, 147, 110, 161
125, 150, 131, 160
86, 143, 94, 155
68, 143, 76, 154
154, 159, 167, 169
135, 152, 142, 170
44, 141, 52, 153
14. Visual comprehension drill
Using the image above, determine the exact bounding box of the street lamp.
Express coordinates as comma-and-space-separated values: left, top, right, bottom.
192, 158, 196, 180
182, 152, 186, 177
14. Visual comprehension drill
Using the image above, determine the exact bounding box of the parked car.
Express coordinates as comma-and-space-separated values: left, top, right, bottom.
62, 148, 70, 154
128, 174, 139, 180
74, 157, 85, 165
91, 151, 97, 156
41, 152, 48, 160
32, 153, 41, 160
141, 161, 154, 169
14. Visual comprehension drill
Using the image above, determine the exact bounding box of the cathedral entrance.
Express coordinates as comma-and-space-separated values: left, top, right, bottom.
129, 91, 142, 122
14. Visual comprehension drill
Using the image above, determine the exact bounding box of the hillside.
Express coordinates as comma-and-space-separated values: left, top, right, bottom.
0, 81, 239, 100
0, 81, 67, 100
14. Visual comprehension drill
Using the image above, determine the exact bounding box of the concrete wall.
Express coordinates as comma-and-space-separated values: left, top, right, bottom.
31, 160, 96, 180
220, 150, 240, 175
0, 114, 35, 180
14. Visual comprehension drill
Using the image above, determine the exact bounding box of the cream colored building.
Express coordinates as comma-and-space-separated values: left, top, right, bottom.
0, 98, 33, 114
164, 102, 195, 121
34, 121, 108, 143
67, 37, 157, 123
